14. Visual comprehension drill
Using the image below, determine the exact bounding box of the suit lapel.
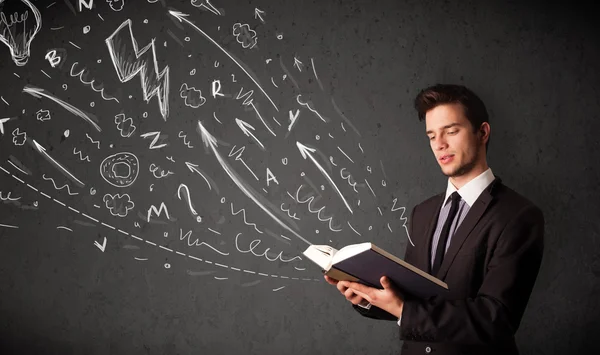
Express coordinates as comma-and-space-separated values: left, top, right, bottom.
434, 176, 503, 279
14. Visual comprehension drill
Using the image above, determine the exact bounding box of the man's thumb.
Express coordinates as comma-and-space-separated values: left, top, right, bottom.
381, 276, 389, 288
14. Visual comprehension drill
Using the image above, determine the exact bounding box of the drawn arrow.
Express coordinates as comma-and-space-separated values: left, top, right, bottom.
197, 121, 309, 244
254, 8, 265, 23
169, 9, 278, 112
296, 142, 353, 214
32, 139, 85, 187
94, 237, 107, 252
184, 161, 213, 191
235, 118, 265, 150
293, 57, 303, 72
0, 117, 10, 134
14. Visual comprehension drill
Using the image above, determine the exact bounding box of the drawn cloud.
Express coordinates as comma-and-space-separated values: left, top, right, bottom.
12, 128, 26, 146
36, 109, 51, 122
107, 0, 125, 11
179, 83, 206, 108
233, 23, 257, 49
103, 193, 134, 217
114, 113, 136, 137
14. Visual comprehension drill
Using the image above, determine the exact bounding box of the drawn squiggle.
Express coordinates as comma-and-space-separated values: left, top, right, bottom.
178, 131, 193, 148
0, 191, 21, 201
235, 232, 302, 263
70, 62, 120, 103
73, 148, 91, 162
231, 202, 263, 234
86, 133, 100, 149
280, 202, 300, 220
179, 228, 229, 255
294, 184, 342, 232
42, 174, 79, 195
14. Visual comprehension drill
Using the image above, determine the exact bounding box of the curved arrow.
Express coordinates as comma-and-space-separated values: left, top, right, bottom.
196, 121, 308, 244
296, 141, 353, 214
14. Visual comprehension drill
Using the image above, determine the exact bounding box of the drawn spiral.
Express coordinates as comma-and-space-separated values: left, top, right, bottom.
99, 152, 139, 188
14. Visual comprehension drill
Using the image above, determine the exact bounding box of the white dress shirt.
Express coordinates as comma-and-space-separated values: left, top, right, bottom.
357, 168, 496, 327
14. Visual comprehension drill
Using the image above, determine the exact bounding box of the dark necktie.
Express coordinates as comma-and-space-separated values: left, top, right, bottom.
432, 191, 461, 275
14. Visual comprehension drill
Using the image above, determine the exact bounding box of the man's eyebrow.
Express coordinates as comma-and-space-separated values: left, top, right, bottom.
425, 123, 461, 135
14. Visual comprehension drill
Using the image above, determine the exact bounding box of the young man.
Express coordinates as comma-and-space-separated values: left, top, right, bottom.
325, 84, 545, 355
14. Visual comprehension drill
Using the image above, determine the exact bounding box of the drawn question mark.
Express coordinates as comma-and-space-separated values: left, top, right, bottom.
177, 183, 201, 222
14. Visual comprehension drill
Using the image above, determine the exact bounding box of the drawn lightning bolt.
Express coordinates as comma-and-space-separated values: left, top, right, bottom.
105, 19, 170, 120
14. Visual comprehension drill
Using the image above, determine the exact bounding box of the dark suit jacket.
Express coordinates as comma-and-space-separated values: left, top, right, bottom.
353, 177, 545, 355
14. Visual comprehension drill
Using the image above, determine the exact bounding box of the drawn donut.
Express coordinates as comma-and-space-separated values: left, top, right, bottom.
100, 152, 139, 187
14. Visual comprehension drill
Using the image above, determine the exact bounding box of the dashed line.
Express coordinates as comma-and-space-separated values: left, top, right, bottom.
159, 245, 173, 252
11, 175, 24, 184
101, 222, 116, 230
81, 213, 99, 222
0, 164, 317, 282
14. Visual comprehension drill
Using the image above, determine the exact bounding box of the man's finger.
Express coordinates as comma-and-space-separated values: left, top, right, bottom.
324, 275, 338, 285
350, 288, 371, 303
346, 281, 373, 295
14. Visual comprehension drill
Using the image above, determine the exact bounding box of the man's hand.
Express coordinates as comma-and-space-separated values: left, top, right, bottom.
324, 275, 405, 318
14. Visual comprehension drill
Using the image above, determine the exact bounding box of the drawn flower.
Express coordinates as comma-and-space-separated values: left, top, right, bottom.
179, 83, 206, 108
103, 193, 134, 217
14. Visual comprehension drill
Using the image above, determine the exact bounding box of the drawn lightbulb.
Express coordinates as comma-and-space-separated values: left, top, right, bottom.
0, 0, 41, 66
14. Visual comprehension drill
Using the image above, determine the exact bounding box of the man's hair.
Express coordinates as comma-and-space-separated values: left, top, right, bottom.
414, 84, 490, 152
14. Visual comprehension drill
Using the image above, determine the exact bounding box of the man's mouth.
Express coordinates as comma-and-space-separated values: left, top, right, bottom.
439, 154, 454, 164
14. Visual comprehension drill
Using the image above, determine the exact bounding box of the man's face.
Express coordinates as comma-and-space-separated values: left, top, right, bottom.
425, 103, 482, 178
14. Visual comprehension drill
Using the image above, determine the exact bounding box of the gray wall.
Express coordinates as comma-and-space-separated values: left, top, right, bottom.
0, 0, 597, 354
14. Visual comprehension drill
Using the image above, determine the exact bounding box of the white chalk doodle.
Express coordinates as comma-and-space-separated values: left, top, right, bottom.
147, 202, 170, 222
0, 0, 41, 66
106, 0, 124, 12
179, 229, 229, 255
94, 237, 107, 252
228, 145, 259, 180
70, 62, 120, 103
44, 50, 61, 67
42, 174, 78, 195
33, 140, 85, 187
191, 0, 222, 16
35, 109, 51, 122
103, 193, 134, 217
73, 148, 91, 162
233, 23, 257, 49
266, 168, 279, 186
149, 163, 174, 179
178, 131, 193, 148
293, 56, 303, 72
254, 7, 265, 23
105, 19, 170, 120
296, 94, 327, 122
179, 83, 206, 108
280, 202, 300, 220
197, 121, 309, 245
99, 152, 139, 187
340, 168, 358, 193
114, 113, 136, 137
0, 117, 10, 134
170, 10, 278, 111
184, 161, 216, 192
235, 233, 301, 263
177, 183, 201, 222
294, 184, 343, 232
0, 191, 21, 201
86, 133, 100, 149
140, 131, 168, 149
78, 0, 93, 11
11, 128, 26, 146
391, 198, 414, 247
231, 202, 263, 234
296, 142, 353, 214
235, 118, 265, 150
23, 85, 101, 132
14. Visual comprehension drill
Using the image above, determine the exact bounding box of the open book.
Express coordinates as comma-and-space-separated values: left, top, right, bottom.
303, 242, 448, 299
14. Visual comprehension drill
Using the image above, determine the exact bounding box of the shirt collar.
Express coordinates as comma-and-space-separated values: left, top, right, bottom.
443, 167, 496, 207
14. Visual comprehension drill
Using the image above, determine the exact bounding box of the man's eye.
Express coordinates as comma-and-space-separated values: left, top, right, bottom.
448, 131, 457, 134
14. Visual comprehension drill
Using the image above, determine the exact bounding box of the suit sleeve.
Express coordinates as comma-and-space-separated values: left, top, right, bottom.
399, 204, 545, 344
351, 205, 418, 322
